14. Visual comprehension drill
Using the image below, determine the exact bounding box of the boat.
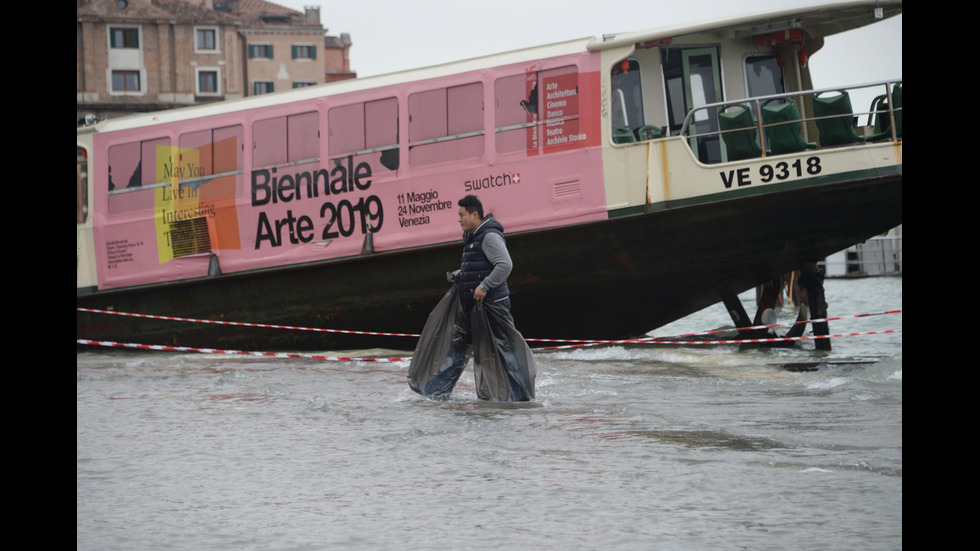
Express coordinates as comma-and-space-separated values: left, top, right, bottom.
76, 0, 902, 351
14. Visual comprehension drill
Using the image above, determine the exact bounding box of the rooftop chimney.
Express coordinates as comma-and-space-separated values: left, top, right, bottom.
304, 6, 320, 23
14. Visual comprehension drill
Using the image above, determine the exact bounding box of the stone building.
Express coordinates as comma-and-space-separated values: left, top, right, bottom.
77, 0, 355, 123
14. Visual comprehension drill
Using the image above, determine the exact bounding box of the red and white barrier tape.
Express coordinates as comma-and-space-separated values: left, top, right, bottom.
77, 307, 901, 344
530, 309, 903, 344
533, 329, 903, 351
78, 328, 902, 361
76, 308, 420, 338
76, 339, 412, 362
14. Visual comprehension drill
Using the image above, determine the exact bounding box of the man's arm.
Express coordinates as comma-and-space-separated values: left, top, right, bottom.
480, 233, 512, 291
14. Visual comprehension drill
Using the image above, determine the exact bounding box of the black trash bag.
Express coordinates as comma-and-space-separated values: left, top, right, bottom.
407, 285, 536, 402
407, 286, 462, 397
471, 300, 536, 402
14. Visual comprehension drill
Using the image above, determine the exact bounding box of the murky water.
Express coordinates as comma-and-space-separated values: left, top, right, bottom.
77, 277, 901, 550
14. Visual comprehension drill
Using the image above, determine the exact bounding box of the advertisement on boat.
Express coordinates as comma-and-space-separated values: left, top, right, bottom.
90, 59, 604, 291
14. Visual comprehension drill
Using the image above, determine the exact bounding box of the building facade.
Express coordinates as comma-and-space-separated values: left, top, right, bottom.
77, 0, 355, 123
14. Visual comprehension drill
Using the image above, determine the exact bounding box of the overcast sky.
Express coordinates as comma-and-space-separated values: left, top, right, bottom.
275, 0, 901, 102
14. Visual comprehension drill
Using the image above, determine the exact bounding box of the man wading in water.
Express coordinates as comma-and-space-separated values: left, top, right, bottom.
408, 194, 535, 401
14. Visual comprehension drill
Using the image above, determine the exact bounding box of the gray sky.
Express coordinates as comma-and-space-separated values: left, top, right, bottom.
278, 0, 901, 103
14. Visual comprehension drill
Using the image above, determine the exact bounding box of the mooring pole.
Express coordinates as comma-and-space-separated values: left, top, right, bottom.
801, 262, 831, 350
720, 282, 767, 348
720, 282, 751, 332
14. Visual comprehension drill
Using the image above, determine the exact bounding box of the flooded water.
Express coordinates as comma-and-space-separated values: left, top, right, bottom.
77, 277, 901, 550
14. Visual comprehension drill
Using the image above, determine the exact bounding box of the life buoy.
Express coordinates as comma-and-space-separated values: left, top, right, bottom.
753, 29, 809, 67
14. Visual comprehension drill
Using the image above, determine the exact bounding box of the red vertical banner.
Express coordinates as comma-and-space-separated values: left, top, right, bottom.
541, 68, 586, 154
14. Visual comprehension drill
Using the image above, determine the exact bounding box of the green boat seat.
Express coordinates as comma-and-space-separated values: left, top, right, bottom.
813, 90, 890, 146
813, 91, 862, 146
612, 126, 636, 144
868, 94, 890, 134
761, 99, 816, 155
635, 124, 665, 141
718, 105, 761, 161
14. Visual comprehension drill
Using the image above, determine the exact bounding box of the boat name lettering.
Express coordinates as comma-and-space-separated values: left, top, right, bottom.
720, 157, 822, 189
251, 155, 372, 207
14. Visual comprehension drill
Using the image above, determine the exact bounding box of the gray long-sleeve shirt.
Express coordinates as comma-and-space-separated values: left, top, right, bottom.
479, 231, 513, 292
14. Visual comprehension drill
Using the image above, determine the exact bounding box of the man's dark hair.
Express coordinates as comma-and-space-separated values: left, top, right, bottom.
458, 194, 484, 219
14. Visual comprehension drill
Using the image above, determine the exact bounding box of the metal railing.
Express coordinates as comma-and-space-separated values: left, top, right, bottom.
679, 79, 902, 163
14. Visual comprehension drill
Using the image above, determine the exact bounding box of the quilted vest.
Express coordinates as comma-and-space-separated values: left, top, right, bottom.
457, 217, 510, 308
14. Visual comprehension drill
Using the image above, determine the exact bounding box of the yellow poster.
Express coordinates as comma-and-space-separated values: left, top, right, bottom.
154, 145, 203, 264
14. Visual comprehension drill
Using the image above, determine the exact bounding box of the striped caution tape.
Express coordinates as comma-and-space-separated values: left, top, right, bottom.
532, 329, 903, 351
528, 309, 903, 344
78, 328, 902, 361
76, 307, 420, 338
77, 307, 901, 345
75, 339, 412, 362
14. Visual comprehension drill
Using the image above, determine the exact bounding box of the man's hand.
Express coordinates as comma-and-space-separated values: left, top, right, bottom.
474, 284, 487, 302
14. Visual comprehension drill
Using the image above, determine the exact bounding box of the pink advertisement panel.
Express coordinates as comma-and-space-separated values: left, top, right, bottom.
91, 55, 606, 291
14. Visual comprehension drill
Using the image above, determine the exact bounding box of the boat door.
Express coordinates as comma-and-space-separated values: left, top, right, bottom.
662, 47, 722, 163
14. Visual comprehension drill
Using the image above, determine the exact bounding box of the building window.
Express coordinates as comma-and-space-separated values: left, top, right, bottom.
109, 27, 139, 48
292, 81, 316, 88
197, 69, 220, 95
249, 44, 273, 59
292, 45, 316, 60
253, 81, 274, 95
111, 70, 141, 92
195, 27, 219, 53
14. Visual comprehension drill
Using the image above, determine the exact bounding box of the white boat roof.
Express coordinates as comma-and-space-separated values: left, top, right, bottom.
80, 0, 901, 134
590, 0, 902, 51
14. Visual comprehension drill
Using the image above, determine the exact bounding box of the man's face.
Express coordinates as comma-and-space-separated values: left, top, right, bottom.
458, 207, 481, 233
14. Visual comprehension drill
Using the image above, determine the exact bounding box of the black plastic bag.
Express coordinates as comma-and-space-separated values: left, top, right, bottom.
408, 285, 535, 401
471, 300, 536, 401
407, 286, 460, 396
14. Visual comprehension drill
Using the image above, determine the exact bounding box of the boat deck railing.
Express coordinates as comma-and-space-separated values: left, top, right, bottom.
672, 79, 902, 164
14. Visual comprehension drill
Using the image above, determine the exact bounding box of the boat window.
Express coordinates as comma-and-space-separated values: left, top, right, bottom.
662, 46, 722, 163
745, 54, 785, 112
409, 82, 484, 166
107, 136, 169, 214
494, 72, 538, 154
328, 97, 399, 172
611, 59, 644, 134
252, 112, 319, 169
494, 65, 580, 154
179, 125, 244, 179
77, 146, 88, 224
173, 124, 243, 218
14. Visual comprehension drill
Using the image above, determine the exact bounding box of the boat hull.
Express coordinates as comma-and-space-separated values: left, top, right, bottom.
77, 174, 902, 351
